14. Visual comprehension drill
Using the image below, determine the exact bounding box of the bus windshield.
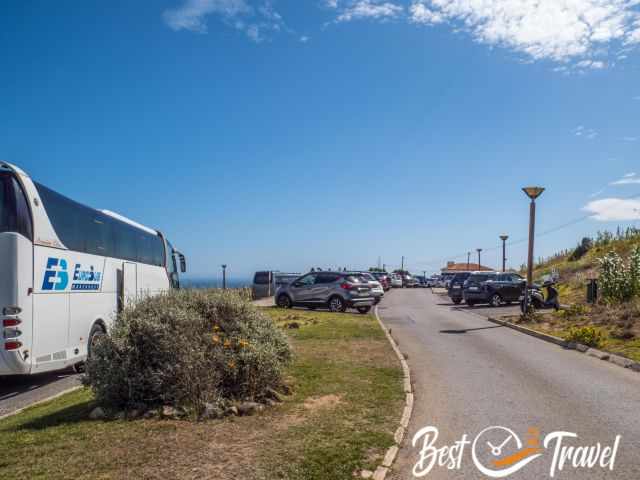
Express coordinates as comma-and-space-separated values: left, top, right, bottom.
0, 172, 32, 239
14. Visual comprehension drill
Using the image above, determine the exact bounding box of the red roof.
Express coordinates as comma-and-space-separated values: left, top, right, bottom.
441, 263, 493, 272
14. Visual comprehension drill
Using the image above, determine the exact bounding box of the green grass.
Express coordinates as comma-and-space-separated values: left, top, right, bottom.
0, 307, 404, 480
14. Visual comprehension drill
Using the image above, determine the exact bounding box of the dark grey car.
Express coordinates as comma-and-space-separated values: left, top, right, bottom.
275, 271, 375, 314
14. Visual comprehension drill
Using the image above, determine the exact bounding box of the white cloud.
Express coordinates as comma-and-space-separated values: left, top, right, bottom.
624, 172, 637, 177
623, 136, 639, 141
336, 1, 403, 22
574, 125, 598, 139
634, 95, 640, 100
325, 0, 339, 7
611, 173, 640, 185
300, 35, 310, 42
163, 0, 250, 33
407, 0, 640, 66
163, 0, 285, 42
409, 2, 443, 24
584, 198, 640, 221
576, 59, 607, 69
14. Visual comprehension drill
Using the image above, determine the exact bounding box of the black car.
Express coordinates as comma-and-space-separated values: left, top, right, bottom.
447, 272, 472, 304
463, 272, 525, 307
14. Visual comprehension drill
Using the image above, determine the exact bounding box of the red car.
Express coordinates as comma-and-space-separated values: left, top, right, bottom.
371, 272, 391, 291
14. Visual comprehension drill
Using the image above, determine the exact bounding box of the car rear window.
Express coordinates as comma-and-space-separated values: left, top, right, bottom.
345, 275, 364, 283
253, 271, 270, 284
453, 273, 471, 281
468, 274, 492, 282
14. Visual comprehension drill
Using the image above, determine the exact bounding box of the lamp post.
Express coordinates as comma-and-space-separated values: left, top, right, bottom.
499, 235, 509, 272
522, 187, 545, 313
221, 264, 227, 290
467, 252, 471, 271
476, 248, 482, 270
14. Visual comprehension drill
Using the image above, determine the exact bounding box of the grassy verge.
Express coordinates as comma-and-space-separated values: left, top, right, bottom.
500, 305, 640, 362
0, 307, 403, 480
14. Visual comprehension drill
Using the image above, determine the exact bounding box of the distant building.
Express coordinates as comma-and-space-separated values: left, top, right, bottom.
441, 261, 493, 274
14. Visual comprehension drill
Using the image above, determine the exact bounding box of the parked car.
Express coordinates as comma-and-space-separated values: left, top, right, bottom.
402, 273, 418, 288
414, 275, 428, 287
350, 272, 385, 304
371, 271, 391, 291
441, 272, 456, 289
276, 271, 375, 313
252, 271, 300, 299
390, 274, 403, 288
463, 272, 525, 307
447, 272, 472, 304
426, 276, 439, 288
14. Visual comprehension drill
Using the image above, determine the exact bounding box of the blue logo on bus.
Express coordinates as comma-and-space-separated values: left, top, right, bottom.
42, 257, 69, 291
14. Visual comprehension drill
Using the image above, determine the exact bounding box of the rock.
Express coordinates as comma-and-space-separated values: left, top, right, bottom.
237, 402, 264, 416
360, 470, 374, 478
265, 387, 284, 402
127, 409, 141, 420
287, 322, 300, 329
201, 403, 224, 420
161, 405, 183, 419
265, 398, 278, 407
143, 409, 158, 419
226, 406, 239, 416
89, 407, 106, 420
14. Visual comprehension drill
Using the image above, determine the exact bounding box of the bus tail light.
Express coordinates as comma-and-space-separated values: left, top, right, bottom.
4, 341, 22, 351
3, 318, 21, 327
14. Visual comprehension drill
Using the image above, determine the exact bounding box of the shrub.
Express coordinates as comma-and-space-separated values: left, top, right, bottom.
598, 246, 640, 303
83, 289, 291, 416
568, 237, 593, 261
564, 326, 603, 348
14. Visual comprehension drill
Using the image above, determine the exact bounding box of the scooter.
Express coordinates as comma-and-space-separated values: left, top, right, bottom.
520, 280, 560, 314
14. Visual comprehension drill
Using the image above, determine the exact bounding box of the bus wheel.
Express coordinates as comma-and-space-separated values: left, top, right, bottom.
88, 323, 106, 360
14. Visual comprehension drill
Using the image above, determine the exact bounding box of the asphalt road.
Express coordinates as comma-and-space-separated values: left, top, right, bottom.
380, 289, 640, 480
0, 369, 81, 418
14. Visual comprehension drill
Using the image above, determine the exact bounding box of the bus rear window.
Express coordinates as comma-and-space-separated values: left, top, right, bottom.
0, 173, 32, 240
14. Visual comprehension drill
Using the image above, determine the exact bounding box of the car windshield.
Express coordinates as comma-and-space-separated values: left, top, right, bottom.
469, 274, 493, 283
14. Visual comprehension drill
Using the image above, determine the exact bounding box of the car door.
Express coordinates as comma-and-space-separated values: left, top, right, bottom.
289, 273, 317, 303
313, 273, 339, 302
508, 274, 526, 301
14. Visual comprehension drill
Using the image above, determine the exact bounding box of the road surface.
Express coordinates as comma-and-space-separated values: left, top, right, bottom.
380, 288, 640, 479
0, 369, 81, 418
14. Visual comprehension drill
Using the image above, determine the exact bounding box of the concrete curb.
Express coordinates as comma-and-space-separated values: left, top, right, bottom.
0, 385, 83, 422
371, 305, 413, 480
487, 316, 640, 373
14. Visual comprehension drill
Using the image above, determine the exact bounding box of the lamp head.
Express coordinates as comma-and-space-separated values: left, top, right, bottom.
500, 235, 509, 241
522, 187, 545, 200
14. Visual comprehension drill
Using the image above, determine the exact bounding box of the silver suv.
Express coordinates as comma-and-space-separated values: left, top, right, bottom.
275, 271, 375, 314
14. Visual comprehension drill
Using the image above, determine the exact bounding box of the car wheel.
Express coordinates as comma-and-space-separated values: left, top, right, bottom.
466, 300, 475, 307
374, 297, 381, 305
328, 296, 346, 313
453, 299, 462, 305
490, 294, 503, 308
277, 294, 292, 309
357, 306, 371, 314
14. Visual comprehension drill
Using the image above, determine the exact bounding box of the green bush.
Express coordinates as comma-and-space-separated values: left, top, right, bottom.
599, 246, 640, 303
564, 326, 603, 348
568, 237, 593, 261
83, 289, 291, 416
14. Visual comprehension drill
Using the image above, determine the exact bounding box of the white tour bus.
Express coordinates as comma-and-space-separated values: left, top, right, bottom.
0, 162, 186, 376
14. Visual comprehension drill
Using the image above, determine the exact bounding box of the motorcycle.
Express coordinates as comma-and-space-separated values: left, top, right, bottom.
520, 280, 560, 314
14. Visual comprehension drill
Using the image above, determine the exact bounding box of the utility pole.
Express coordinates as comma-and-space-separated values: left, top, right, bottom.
467, 252, 471, 271
500, 235, 509, 272
476, 248, 482, 270
221, 264, 227, 290
522, 187, 545, 313
383, 263, 386, 272
401, 256, 404, 271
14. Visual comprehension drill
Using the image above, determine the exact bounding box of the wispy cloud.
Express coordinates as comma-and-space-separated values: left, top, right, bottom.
611, 173, 640, 185
584, 198, 640, 221
634, 96, 640, 100
163, 0, 285, 42
407, 0, 640, 68
623, 136, 639, 142
574, 125, 598, 139
335, 1, 403, 23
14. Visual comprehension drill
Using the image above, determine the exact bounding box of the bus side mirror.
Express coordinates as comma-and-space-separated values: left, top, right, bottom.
179, 254, 186, 273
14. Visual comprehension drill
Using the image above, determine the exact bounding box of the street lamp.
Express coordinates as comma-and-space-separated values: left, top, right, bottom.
499, 235, 509, 272
522, 187, 545, 312
467, 252, 471, 271
476, 248, 482, 270
221, 264, 227, 290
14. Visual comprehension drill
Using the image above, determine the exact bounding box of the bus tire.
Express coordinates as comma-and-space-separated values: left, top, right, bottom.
88, 323, 106, 361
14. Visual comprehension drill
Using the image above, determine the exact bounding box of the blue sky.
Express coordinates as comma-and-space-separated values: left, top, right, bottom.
1, 1, 640, 279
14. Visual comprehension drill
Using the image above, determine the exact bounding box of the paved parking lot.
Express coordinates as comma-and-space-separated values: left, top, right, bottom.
430, 289, 521, 318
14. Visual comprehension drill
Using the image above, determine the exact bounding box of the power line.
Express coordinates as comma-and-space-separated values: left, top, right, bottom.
411, 190, 640, 270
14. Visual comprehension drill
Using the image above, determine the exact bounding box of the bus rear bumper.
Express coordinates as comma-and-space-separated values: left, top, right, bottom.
0, 351, 31, 375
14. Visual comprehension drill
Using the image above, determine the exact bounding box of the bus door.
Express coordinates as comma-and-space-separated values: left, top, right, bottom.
123, 262, 137, 306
